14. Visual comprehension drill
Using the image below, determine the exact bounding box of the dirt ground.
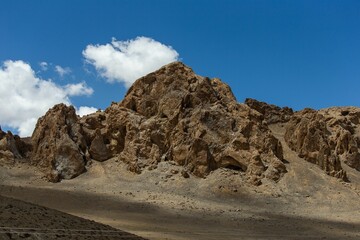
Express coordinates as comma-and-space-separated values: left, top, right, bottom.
0, 195, 146, 240
1, 123, 360, 239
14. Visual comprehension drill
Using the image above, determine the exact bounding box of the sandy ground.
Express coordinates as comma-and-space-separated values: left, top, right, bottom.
1, 123, 360, 239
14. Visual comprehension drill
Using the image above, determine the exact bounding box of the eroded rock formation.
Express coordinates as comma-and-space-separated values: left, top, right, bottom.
284, 109, 347, 180
321, 107, 360, 171
2, 61, 359, 184
31, 104, 87, 182
245, 98, 293, 124
0, 127, 30, 166
284, 107, 360, 181
79, 62, 287, 185
26, 62, 286, 184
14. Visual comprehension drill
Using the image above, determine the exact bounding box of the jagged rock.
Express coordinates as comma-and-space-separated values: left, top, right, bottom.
0, 127, 30, 166
321, 107, 360, 171
284, 107, 360, 178
31, 104, 87, 182
4, 61, 360, 187
245, 98, 293, 124
85, 62, 287, 183
16, 62, 288, 184
284, 108, 353, 181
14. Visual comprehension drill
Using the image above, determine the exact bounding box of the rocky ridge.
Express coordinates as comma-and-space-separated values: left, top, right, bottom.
1, 62, 359, 184
245, 98, 294, 124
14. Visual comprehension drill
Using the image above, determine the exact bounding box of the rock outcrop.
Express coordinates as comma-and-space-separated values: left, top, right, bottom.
31, 104, 87, 182
91, 62, 287, 184
245, 98, 293, 124
0, 127, 30, 166
2, 62, 359, 185
27, 62, 287, 184
285, 109, 347, 180
320, 107, 360, 171
284, 107, 360, 181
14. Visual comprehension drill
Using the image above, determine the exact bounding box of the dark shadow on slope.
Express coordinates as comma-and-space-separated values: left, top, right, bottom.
1, 184, 359, 240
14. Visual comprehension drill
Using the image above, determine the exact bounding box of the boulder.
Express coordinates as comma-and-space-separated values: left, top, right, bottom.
31, 104, 87, 182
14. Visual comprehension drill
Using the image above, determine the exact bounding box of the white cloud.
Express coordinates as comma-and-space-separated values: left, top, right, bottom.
39, 61, 48, 71
83, 36, 179, 88
0, 60, 94, 137
55, 65, 71, 77
64, 82, 94, 96
76, 106, 98, 117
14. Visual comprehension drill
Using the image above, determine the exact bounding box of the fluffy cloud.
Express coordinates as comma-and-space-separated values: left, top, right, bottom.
64, 82, 94, 96
83, 36, 179, 87
76, 106, 98, 117
0, 60, 94, 137
55, 65, 71, 77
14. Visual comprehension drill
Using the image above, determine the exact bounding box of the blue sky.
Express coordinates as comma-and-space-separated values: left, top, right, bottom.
1, 0, 360, 136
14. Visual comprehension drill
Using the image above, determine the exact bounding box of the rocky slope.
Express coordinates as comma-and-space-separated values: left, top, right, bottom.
1, 62, 359, 184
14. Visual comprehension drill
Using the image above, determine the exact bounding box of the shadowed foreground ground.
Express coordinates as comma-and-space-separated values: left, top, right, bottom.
1, 184, 359, 240
0, 195, 146, 240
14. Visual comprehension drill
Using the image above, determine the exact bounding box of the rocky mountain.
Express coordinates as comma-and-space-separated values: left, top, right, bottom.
1, 62, 359, 184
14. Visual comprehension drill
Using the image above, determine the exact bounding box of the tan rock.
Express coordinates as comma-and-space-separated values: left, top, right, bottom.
31, 104, 86, 182
285, 107, 360, 180
245, 98, 293, 124
0, 127, 30, 166
23, 62, 288, 183
89, 129, 111, 161
284, 109, 349, 181
97, 62, 287, 182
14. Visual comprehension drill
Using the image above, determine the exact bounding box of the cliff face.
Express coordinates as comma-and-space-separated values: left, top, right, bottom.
26, 62, 286, 184
2, 62, 359, 184
284, 107, 360, 181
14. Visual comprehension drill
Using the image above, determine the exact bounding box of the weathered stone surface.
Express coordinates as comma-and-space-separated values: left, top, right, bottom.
245, 98, 293, 124
321, 107, 360, 171
6, 62, 289, 184
3, 62, 360, 186
31, 104, 87, 182
285, 109, 348, 181
0, 127, 30, 166
86, 62, 288, 183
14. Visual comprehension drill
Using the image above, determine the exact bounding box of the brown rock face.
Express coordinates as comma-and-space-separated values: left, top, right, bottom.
23, 62, 288, 183
0, 127, 30, 166
4, 62, 360, 186
321, 107, 360, 171
245, 98, 293, 124
31, 104, 87, 182
79, 62, 287, 184
284, 107, 360, 181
